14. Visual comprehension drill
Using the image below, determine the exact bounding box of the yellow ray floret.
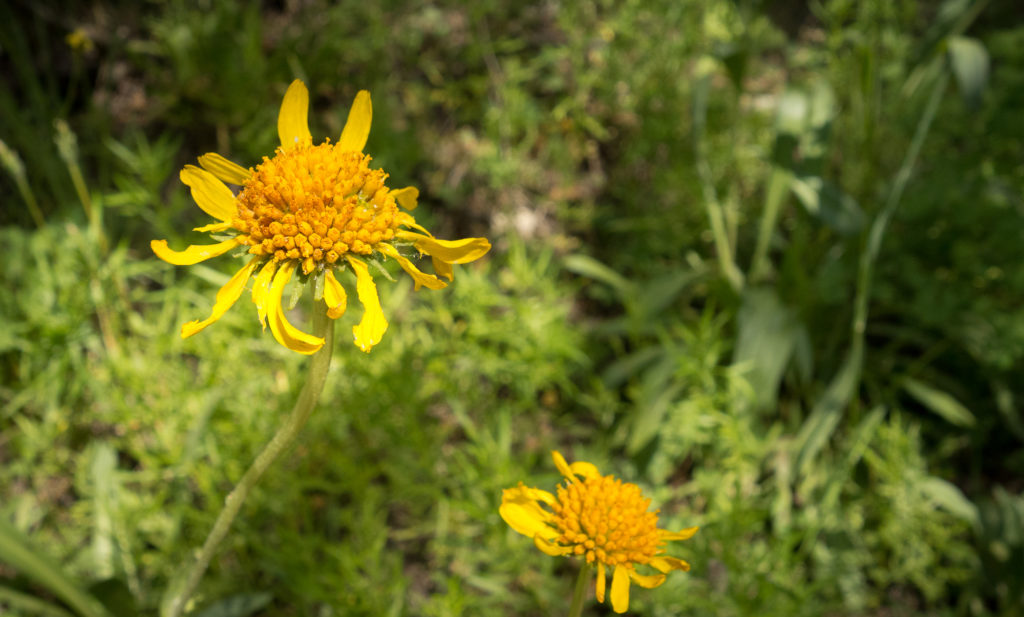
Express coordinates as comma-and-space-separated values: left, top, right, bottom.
180, 165, 236, 222
339, 90, 372, 153
278, 79, 312, 148
499, 451, 698, 614
266, 261, 324, 354
198, 152, 252, 186
151, 238, 240, 265
181, 259, 260, 338
347, 257, 388, 353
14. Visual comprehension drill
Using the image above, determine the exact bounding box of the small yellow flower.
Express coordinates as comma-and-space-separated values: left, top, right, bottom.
500, 451, 698, 614
152, 80, 490, 354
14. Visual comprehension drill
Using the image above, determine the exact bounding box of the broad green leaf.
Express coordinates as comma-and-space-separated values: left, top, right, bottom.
790, 176, 865, 235
903, 378, 976, 427
947, 35, 989, 109
918, 476, 980, 528
733, 288, 799, 412
0, 517, 111, 617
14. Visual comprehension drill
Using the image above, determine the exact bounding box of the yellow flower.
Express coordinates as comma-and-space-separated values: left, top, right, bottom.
152, 80, 491, 354
500, 451, 698, 614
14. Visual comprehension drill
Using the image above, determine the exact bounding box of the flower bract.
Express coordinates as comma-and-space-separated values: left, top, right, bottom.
500, 451, 698, 613
152, 80, 490, 354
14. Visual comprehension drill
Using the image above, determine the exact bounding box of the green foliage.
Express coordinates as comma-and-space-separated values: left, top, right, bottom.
2, 0, 1023, 616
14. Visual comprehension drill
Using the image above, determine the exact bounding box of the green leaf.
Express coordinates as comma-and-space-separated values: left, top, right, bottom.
562, 254, 632, 298
918, 476, 980, 528
733, 288, 800, 412
947, 35, 989, 109
790, 176, 865, 235
795, 343, 863, 477
903, 378, 976, 427
0, 517, 111, 617
190, 592, 272, 617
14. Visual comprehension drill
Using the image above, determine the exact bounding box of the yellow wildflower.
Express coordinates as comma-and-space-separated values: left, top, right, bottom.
500, 451, 697, 614
152, 80, 490, 354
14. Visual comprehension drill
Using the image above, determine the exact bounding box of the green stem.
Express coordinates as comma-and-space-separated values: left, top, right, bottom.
567, 562, 592, 617
161, 303, 336, 617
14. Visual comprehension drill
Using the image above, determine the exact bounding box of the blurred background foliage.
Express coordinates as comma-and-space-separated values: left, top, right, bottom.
1, 0, 1023, 615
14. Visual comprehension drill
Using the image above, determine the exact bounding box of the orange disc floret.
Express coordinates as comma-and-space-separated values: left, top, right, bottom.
550, 475, 662, 568
233, 141, 401, 274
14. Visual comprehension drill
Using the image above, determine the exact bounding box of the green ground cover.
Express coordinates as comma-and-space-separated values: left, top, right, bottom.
2, 0, 1023, 615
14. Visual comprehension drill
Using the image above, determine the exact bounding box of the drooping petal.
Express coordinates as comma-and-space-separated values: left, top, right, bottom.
660, 526, 699, 541
610, 565, 631, 614
251, 260, 278, 329
266, 261, 324, 354
596, 563, 607, 603
338, 90, 372, 153
499, 483, 559, 540
378, 243, 446, 290
551, 451, 580, 484
395, 231, 491, 264
391, 186, 419, 210
198, 152, 252, 185
570, 461, 601, 480
649, 556, 691, 573
181, 259, 259, 338
151, 238, 240, 265
193, 221, 233, 233
180, 165, 237, 222
347, 257, 388, 352
432, 257, 454, 281
533, 534, 572, 556
277, 79, 312, 148
628, 570, 667, 589
323, 269, 348, 319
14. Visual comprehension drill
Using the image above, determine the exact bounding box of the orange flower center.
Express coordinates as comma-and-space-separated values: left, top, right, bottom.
232, 141, 400, 274
550, 475, 661, 567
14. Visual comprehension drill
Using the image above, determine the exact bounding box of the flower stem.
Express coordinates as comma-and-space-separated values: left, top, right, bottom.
567, 562, 592, 617
161, 303, 335, 617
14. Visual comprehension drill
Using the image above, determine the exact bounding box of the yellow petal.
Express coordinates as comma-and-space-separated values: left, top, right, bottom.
252, 260, 278, 329
395, 212, 431, 235
628, 570, 667, 589
570, 461, 601, 480
180, 165, 237, 222
266, 261, 324, 354
533, 534, 572, 556
395, 231, 491, 264
338, 90, 372, 153
391, 186, 419, 210
181, 259, 259, 338
347, 257, 388, 352
432, 257, 454, 281
193, 221, 233, 233
151, 238, 240, 265
323, 269, 348, 319
611, 565, 630, 614
198, 152, 252, 185
661, 526, 699, 541
649, 556, 691, 573
378, 243, 446, 291
499, 483, 558, 540
551, 451, 580, 484
277, 79, 312, 148
596, 563, 607, 603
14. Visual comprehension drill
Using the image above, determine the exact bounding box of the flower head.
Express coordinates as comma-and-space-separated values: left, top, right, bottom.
152, 80, 490, 354
500, 451, 697, 614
